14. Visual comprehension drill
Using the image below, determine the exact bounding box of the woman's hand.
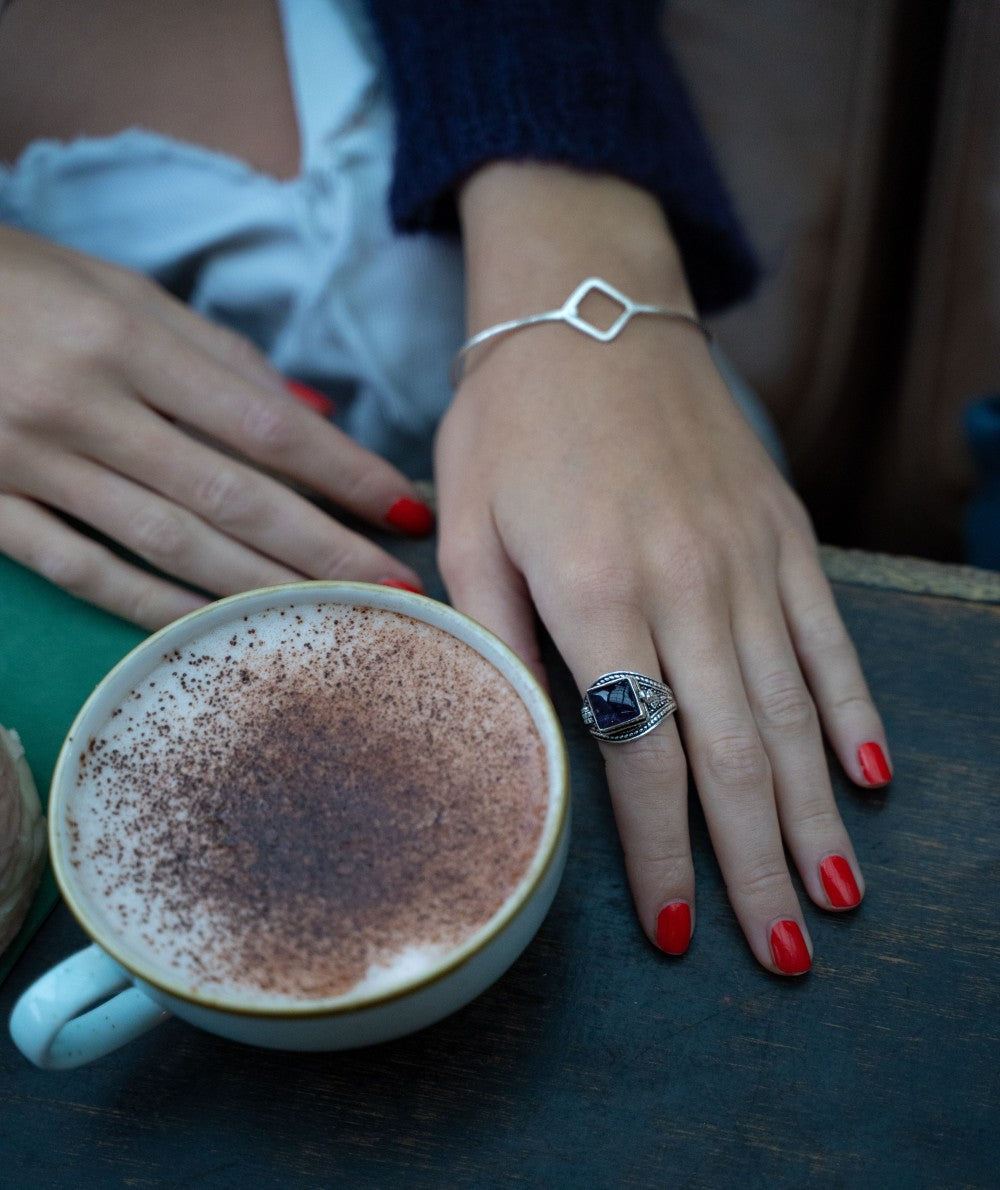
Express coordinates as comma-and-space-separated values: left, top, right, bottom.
437, 163, 891, 974
0, 226, 430, 627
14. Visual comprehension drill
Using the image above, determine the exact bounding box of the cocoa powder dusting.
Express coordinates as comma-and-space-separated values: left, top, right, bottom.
68, 606, 548, 1004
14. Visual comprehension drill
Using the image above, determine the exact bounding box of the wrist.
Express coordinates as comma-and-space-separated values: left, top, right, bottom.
457, 162, 697, 329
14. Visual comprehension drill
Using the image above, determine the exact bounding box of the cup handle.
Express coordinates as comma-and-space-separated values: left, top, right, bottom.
9, 944, 171, 1070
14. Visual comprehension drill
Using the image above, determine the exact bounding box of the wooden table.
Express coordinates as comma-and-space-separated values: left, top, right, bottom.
1, 542, 998, 1189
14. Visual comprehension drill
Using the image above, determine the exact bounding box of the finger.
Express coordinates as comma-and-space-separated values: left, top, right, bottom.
780, 549, 892, 789
0, 494, 208, 628
663, 597, 813, 976
733, 589, 864, 913
79, 253, 302, 401
69, 403, 425, 590
105, 317, 434, 533
56, 261, 434, 536
23, 237, 295, 408
539, 596, 695, 958
603, 719, 693, 956
32, 452, 311, 597
437, 512, 547, 687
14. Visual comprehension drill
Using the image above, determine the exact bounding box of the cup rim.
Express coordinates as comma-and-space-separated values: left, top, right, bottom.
49, 581, 569, 1019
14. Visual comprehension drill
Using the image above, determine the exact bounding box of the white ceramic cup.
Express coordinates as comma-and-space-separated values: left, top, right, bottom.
10, 582, 569, 1069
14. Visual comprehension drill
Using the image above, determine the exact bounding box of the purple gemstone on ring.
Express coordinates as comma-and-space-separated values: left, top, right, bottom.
587, 678, 645, 732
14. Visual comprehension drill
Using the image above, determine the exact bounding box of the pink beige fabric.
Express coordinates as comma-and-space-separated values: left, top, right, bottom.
666, 0, 998, 559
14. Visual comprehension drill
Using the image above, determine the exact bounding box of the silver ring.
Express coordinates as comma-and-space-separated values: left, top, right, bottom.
581, 670, 678, 744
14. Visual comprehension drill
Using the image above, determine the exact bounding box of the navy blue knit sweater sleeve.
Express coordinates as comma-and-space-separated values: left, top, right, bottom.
363, 0, 759, 313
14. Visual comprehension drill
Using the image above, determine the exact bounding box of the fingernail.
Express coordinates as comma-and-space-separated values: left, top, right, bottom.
379, 577, 425, 595
819, 855, 862, 909
656, 902, 692, 955
285, 379, 336, 416
386, 497, 435, 536
769, 919, 811, 975
858, 741, 892, 787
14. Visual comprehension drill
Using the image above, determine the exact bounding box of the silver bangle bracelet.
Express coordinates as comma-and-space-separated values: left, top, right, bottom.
450, 276, 710, 387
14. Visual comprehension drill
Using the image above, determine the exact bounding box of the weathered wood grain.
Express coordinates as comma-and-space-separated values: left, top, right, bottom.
820, 545, 1000, 604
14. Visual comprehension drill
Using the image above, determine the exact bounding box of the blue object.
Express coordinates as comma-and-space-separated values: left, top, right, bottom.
365, 0, 761, 315
964, 395, 1000, 569
588, 678, 643, 732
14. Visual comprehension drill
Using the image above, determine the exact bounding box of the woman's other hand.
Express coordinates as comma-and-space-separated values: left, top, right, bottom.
0, 226, 430, 626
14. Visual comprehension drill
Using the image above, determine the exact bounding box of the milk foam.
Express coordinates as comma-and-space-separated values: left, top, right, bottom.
64, 601, 548, 1008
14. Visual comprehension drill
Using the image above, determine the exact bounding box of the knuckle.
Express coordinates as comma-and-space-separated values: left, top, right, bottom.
311, 536, 360, 579
326, 460, 369, 509
737, 857, 791, 902
130, 504, 188, 565
71, 291, 141, 360
828, 689, 875, 719
242, 397, 296, 454
32, 541, 95, 596
193, 466, 254, 529
703, 728, 770, 790
797, 603, 851, 656
627, 844, 692, 890
0, 372, 74, 432
788, 795, 841, 837
564, 558, 644, 620
663, 543, 726, 611
119, 586, 175, 632
753, 671, 817, 734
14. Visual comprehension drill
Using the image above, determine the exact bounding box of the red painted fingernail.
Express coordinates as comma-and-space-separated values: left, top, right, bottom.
379, 578, 425, 595
386, 497, 435, 536
656, 902, 692, 955
285, 379, 336, 416
820, 855, 861, 909
858, 741, 892, 787
769, 920, 811, 975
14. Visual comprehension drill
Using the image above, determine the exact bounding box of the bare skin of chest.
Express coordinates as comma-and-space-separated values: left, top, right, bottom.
0, 0, 299, 177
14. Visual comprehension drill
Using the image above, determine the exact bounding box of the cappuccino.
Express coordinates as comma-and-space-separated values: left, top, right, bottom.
64, 600, 548, 1009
